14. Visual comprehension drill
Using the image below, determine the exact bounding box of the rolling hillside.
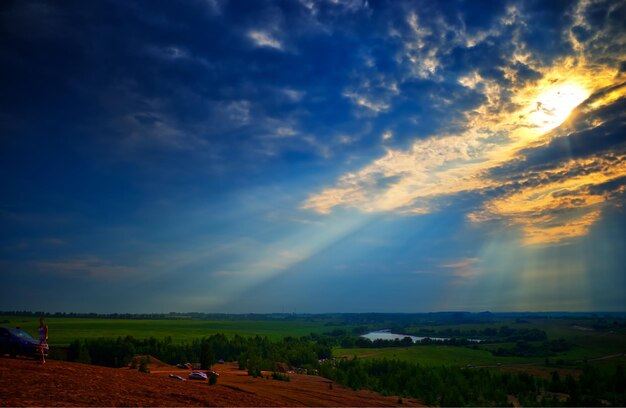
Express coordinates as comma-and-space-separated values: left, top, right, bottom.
0, 356, 424, 406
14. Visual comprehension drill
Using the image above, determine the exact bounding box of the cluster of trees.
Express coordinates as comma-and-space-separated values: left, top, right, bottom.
321, 326, 553, 351
591, 318, 626, 331
328, 326, 569, 357
402, 326, 548, 343
66, 333, 331, 371
347, 337, 416, 348
346, 336, 483, 348
319, 358, 626, 407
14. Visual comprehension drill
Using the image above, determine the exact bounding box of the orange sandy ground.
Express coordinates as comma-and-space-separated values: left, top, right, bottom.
0, 356, 426, 406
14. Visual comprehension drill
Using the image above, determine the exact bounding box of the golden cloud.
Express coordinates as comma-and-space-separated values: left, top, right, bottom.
303, 56, 625, 245
470, 153, 626, 245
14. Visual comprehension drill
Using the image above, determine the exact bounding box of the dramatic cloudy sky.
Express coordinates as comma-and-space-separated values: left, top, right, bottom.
1, 0, 625, 313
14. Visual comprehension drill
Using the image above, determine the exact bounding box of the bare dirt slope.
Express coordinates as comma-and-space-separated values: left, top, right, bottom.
0, 357, 425, 406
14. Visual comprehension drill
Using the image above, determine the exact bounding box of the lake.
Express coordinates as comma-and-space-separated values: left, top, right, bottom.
361, 330, 480, 343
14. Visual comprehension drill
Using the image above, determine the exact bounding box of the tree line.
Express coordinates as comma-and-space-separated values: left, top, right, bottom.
319, 358, 626, 407
66, 333, 331, 371
322, 327, 572, 358
401, 325, 548, 342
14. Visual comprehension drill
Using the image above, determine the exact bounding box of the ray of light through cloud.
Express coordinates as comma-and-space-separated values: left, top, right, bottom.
1, 0, 625, 313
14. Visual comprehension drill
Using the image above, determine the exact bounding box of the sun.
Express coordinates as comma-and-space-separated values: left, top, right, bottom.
527, 82, 590, 133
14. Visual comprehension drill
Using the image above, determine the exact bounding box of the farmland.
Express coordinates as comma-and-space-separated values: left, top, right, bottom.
334, 345, 536, 367
0, 315, 351, 345
334, 317, 626, 372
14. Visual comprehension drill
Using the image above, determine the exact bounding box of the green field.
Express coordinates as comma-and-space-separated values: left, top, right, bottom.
0, 315, 347, 345
334, 318, 626, 371
334, 345, 537, 367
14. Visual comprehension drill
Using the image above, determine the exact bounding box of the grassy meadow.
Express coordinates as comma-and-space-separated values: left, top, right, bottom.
334, 345, 536, 367
2, 314, 623, 372
0, 315, 348, 345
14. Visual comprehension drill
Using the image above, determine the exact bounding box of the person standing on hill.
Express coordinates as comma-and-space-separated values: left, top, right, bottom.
38, 318, 48, 364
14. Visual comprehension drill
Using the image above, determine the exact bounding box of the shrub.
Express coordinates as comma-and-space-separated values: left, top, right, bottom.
248, 367, 262, 378
271, 372, 290, 382
208, 373, 218, 385
138, 356, 151, 373
139, 361, 150, 373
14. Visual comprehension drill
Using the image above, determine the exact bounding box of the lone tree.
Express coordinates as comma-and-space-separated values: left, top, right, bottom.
209, 373, 218, 385
200, 340, 216, 370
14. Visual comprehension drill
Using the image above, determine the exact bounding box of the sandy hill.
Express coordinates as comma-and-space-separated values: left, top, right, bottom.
0, 357, 425, 406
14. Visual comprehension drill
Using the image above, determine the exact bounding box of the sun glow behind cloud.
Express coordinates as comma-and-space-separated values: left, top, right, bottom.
526, 83, 590, 133
303, 61, 625, 247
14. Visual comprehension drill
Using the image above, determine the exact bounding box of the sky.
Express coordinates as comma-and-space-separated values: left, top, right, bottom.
1, 0, 625, 314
